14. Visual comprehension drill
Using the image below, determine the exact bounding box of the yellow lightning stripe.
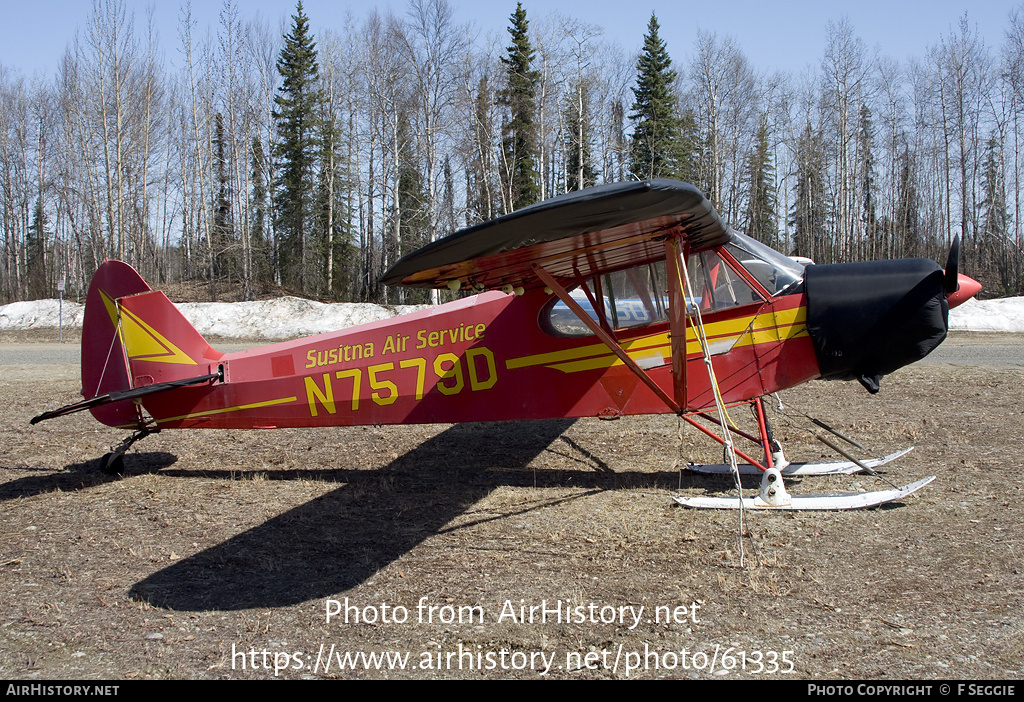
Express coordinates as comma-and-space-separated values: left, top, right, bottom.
117, 305, 196, 365
549, 351, 669, 374
506, 306, 806, 373
505, 333, 670, 370
526, 307, 807, 375
98, 288, 196, 365
99, 288, 121, 328
696, 306, 804, 339
153, 396, 298, 424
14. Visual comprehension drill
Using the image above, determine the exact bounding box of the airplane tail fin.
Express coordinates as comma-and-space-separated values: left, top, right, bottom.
81, 260, 222, 428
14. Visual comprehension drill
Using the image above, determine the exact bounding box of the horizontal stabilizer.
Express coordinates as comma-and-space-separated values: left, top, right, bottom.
31, 370, 221, 425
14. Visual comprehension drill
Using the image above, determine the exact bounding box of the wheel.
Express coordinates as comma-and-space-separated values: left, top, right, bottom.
100, 452, 125, 475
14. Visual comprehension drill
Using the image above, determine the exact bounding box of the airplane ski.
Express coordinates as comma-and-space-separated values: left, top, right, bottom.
674, 470, 935, 511
688, 447, 915, 476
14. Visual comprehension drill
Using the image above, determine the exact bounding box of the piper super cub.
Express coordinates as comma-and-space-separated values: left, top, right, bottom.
32, 180, 982, 510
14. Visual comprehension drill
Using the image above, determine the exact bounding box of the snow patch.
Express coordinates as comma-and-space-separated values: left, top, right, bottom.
947, 296, 1024, 333
174, 298, 430, 339
0, 296, 427, 339
0, 299, 85, 330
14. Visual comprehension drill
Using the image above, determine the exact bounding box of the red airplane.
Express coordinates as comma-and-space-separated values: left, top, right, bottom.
32, 180, 981, 510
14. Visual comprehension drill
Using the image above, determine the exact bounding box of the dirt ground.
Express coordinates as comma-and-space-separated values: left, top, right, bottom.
1, 335, 1022, 680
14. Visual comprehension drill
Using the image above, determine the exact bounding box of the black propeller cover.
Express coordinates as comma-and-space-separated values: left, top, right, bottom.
804, 258, 949, 393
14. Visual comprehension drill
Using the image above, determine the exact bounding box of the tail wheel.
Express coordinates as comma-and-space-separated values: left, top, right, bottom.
100, 452, 125, 475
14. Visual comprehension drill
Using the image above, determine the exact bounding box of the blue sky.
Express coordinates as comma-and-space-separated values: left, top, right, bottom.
0, 0, 1020, 79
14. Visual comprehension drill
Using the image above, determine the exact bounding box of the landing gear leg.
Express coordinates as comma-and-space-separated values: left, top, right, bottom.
100, 428, 157, 475
755, 397, 789, 471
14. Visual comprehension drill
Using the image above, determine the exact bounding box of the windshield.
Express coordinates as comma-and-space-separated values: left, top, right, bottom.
724, 231, 804, 296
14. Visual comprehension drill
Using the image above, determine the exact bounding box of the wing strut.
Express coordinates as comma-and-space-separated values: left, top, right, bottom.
665, 238, 688, 410
531, 264, 682, 414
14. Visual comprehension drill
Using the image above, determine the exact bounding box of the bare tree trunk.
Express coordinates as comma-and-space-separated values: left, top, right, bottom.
180, 2, 215, 299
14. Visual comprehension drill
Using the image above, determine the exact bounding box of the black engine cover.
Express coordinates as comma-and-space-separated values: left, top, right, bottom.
804, 259, 948, 393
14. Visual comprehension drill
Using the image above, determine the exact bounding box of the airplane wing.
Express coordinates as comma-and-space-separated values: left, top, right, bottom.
381, 179, 731, 291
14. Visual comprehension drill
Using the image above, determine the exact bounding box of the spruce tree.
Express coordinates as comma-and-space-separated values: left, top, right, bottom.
396, 112, 428, 260
743, 119, 777, 248
980, 135, 1008, 242
500, 3, 541, 209
677, 107, 700, 186
791, 122, 828, 260
857, 104, 879, 257
273, 1, 321, 293
212, 112, 234, 281
629, 14, 685, 180
26, 198, 47, 300
468, 76, 496, 224
609, 99, 627, 182
894, 145, 920, 258
250, 136, 271, 295
398, 122, 430, 304
979, 135, 1013, 291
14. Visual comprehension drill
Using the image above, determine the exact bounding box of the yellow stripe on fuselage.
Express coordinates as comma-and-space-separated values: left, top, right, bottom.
505, 333, 671, 370
507, 306, 807, 375
153, 396, 298, 424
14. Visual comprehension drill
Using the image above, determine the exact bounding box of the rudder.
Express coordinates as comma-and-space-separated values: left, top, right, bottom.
82, 261, 220, 427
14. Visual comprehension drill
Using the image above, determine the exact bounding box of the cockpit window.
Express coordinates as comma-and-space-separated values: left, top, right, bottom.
542, 248, 768, 338
542, 235, 800, 338
543, 262, 669, 337
724, 231, 804, 296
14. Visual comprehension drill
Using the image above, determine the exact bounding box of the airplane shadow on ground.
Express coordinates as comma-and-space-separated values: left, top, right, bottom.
0, 452, 177, 500
131, 418, 669, 611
